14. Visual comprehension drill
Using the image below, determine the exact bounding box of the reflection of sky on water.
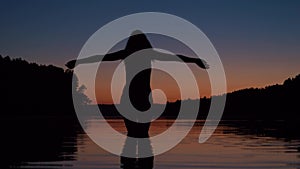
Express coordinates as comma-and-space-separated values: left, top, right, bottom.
20, 119, 300, 168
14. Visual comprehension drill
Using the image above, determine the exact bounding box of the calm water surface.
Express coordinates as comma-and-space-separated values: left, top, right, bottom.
14, 119, 300, 169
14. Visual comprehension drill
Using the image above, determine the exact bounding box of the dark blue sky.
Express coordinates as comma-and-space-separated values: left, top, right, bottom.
1, 0, 300, 92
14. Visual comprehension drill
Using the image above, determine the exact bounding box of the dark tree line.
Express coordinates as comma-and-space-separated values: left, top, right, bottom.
0, 55, 90, 117
0, 55, 299, 120
144, 73, 300, 120
222, 74, 300, 120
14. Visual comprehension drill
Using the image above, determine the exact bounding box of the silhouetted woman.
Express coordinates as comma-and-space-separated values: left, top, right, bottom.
66, 30, 208, 138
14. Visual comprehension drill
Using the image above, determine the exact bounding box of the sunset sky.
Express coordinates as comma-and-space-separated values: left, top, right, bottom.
1, 0, 299, 104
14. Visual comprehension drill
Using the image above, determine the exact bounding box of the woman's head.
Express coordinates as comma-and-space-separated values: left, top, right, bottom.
125, 30, 152, 53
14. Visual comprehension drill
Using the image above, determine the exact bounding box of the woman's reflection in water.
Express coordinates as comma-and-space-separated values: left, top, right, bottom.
120, 136, 154, 169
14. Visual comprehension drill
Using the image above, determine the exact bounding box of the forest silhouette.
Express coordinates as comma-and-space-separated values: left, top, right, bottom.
0, 54, 299, 120
165, 73, 300, 120
0, 55, 90, 117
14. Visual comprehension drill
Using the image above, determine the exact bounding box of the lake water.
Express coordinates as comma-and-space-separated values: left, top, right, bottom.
7, 118, 300, 169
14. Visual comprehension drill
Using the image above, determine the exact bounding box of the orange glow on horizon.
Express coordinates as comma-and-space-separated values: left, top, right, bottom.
95, 62, 212, 104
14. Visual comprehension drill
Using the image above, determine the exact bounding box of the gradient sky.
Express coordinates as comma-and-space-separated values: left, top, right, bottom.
1, 0, 300, 103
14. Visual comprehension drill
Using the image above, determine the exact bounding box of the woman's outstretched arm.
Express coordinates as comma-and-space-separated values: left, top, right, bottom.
152, 50, 209, 69
65, 50, 126, 69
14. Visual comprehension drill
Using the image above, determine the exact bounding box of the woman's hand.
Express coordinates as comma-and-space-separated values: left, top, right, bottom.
65, 60, 77, 69
195, 59, 209, 69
